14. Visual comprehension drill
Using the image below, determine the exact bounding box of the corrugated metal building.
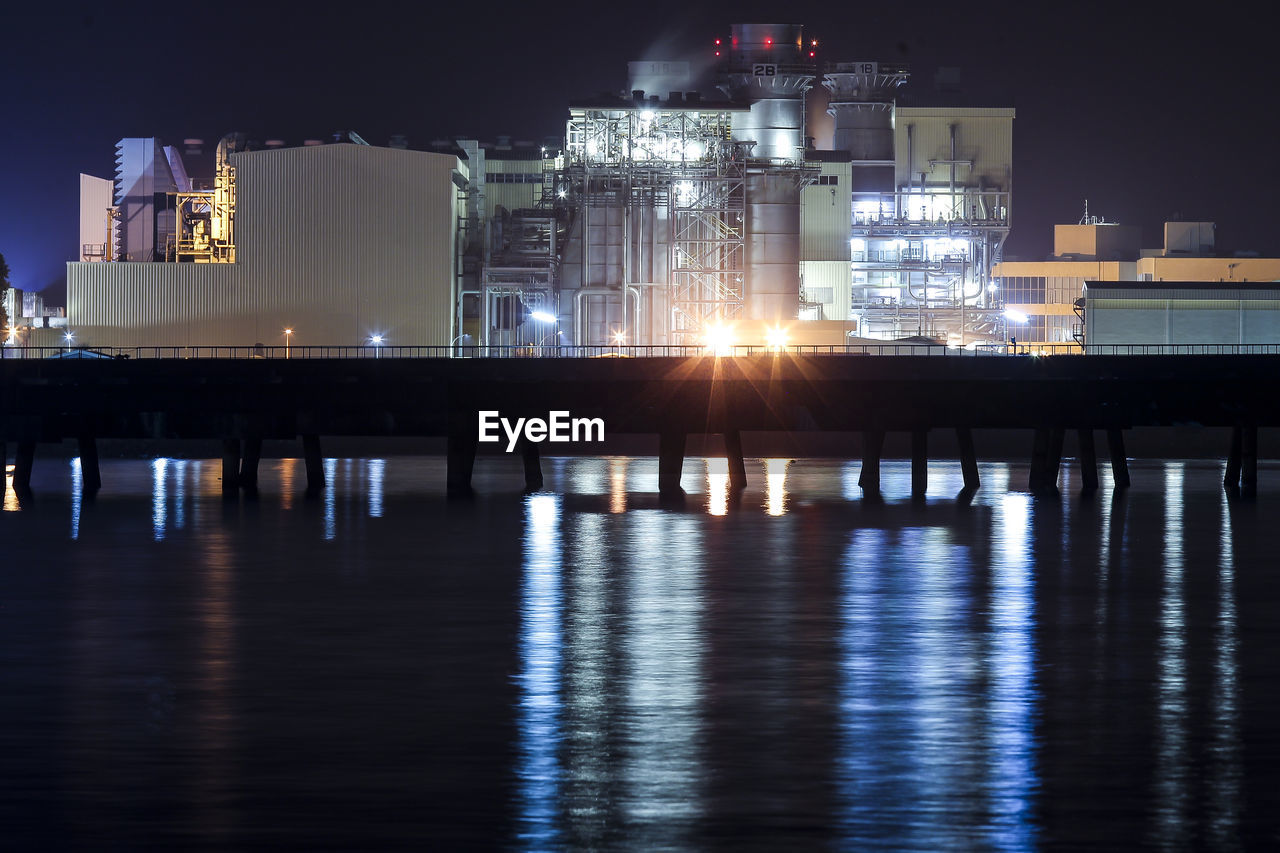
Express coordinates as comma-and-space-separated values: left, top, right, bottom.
1084, 281, 1280, 348
67, 144, 465, 347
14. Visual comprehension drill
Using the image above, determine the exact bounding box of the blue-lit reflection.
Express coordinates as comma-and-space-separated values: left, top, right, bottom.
323, 459, 338, 541
1210, 478, 1241, 846
152, 458, 168, 540
516, 494, 563, 848
623, 511, 704, 840
70, 458, 82, 540
988, 494, 1039, 850
837, 519, 1035, 849
1154, 465, 1188, 846
367, 459, 385, 518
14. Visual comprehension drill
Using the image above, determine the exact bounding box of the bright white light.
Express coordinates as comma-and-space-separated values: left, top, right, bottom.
702, 322, 735, 356
639, 110, 656, 123
674, 180, 696, 207
369, 334, 384, 345
764, 326, 788, 352
849, 238, 866, 253
1004, 309, 1029, 324
683, 140, 704, 160
64, 332, 74, 343
530, 311, 557, 324
612, 330, 626, 345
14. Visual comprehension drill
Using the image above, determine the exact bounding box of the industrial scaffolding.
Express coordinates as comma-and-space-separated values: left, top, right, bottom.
556, 101, 752, 345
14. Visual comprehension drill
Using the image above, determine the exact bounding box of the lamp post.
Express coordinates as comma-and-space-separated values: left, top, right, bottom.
284, 328, 293, 359
369, 334, 384, 359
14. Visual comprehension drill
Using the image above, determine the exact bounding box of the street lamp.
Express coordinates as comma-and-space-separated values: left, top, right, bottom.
284, 328, 293, 359
369, 333, 384, 358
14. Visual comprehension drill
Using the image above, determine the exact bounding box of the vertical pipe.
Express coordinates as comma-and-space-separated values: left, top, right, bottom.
724, 429, 748, 490
658, 431, 687, 496
0, 441, 6, 498
1106, 428, 1131, 489
78, 435, 102, 491
1077, 429, 1099, 494
1224, 426, 1243, 489
221, 439, 240, 494
301, 434, 324, 494
911, 429, 928, 497
859, 429, 885, 493
956, 426, 980, 490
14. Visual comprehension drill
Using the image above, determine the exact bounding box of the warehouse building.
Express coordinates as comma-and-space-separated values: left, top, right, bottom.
66, 139, 465, 348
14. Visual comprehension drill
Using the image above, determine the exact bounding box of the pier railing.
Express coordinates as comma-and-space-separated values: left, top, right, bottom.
6, 343, 1280, 360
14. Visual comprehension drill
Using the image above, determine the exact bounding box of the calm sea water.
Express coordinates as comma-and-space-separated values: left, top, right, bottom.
2, 455, 1278, 850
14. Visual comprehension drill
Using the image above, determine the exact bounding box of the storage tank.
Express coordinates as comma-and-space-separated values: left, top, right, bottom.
719, 23, 815, 160
746, 172, 800, 322
823, 61, 909, 162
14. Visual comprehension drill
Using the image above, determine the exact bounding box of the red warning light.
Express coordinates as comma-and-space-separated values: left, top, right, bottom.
732, 37, 738, 46
809, 51, 815, 57
715, 51, 720, 56
715, 38, 721, 45
765, 37, 772, 46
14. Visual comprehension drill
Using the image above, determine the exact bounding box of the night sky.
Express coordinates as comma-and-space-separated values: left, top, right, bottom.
2, 2, 1274, 301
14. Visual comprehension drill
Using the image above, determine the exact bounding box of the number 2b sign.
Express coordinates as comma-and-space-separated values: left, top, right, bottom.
753, 64, 777, 77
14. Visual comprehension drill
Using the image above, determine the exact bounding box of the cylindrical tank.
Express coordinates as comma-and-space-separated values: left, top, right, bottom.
720, 23, 815, 160
823, 62, 909, 161
745, 172, 800, 322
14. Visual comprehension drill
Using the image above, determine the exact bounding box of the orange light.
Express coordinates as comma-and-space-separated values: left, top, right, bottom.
811, 39, 817, 46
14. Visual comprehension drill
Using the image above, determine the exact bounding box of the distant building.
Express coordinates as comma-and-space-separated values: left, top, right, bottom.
993, 220, 1280, 347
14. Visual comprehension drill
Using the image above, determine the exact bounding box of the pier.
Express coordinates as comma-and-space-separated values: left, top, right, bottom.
2, 348, 1277, 499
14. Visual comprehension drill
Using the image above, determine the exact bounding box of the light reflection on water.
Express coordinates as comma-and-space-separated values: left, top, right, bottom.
0, 455, 1270, 847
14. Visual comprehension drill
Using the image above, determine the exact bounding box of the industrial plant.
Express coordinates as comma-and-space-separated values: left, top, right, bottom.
52, 21, 1030, 350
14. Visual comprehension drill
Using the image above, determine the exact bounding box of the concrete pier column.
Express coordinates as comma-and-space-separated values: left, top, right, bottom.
301, 434, 324, 494
858, 429, 885, 493
1106, 428, 1130, 489
221, 439, 241, 495
1241, 425, 1258, 499
1047, 428, 1065, 491
1225, 427, 1243, 490
1077, 429, 1099, 494
956, 427, 980, 491
78, 435, 102, 491
1028, 428, 1050, 491
446, 427, 477, 497
240, 436, 262, 493
0, 441, 6, 497
520, 437, 544, 491
911, 429, 929, 497
14, 440, 36, 493
724, 429, 748, 490
658, 431, 687, 496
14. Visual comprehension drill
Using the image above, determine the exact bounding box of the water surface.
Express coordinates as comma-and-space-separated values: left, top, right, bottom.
2, 456, 1277, 849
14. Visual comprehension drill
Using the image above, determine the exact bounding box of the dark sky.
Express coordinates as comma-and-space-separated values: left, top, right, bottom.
2, 2, 1274, 299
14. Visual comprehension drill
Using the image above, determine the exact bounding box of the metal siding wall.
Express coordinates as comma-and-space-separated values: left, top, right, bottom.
895, 108, 1014, 191
801, 163, 852, 261
801, 260, 852, 320
67, 145, 460, 346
